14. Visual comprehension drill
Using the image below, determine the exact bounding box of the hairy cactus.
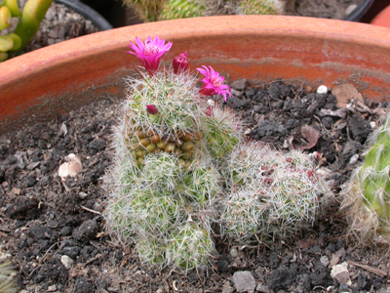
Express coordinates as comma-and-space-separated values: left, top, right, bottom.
341, 112, 390, 244
0, 0, 53, 61
202, 106, 242, 164
104, 59, 224, 269
237, 0, 284, 15
219, 142, 328, 243
159, 0, 207, 20
123, 0, 285, 21
104, 35, 330, 271
122, 0, 165, 21
0, 249, 18, 293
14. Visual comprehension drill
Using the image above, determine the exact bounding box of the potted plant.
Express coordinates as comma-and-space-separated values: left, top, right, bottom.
1, 16, 390, 292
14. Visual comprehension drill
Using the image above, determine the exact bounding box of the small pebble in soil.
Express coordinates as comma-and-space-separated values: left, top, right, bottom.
317, 85, 328, 94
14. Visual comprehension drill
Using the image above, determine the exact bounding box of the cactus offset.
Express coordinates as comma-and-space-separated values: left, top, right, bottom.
220, 142, 327, 244
342, 112, 390, 244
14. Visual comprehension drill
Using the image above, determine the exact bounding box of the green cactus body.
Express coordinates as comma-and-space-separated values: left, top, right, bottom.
237, 0, 284, 15
159, 0, 206, 20
136, 238, 166, 265
125, 0, 285, 22
342, 114, 390, 243
123, 0, 166, 22
167, 223, 214, 270
203, 107, 242, 163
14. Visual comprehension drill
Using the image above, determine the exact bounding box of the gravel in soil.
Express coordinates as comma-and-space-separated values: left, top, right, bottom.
1, 79, 390, 293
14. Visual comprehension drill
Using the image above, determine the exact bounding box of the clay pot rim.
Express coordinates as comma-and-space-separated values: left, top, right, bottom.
2, 15, 390, 134
2, 15, 390, 77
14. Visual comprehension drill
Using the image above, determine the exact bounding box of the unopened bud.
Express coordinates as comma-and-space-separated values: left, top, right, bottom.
146, 105, 159, 115
173, 51, 189, 74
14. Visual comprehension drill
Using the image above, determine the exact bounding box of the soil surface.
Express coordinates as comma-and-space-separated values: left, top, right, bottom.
284, 0, 363, 19
1, 78, 390, 293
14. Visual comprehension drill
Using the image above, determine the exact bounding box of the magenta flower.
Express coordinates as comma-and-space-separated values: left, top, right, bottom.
146, 105, 159, 115
173, 51, 189, 74
127, 36, 173, 74
196, 65, 232, 102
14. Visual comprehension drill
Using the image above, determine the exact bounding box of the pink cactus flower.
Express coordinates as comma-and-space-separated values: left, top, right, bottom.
196, 65, 232, 102
173, 51, 189, 74
146, 105, 159, 115
127, 36, 173, 74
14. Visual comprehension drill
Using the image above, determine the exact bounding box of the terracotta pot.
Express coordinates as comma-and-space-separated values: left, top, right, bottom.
1, 15, 390, 135
370, 4, 390, 28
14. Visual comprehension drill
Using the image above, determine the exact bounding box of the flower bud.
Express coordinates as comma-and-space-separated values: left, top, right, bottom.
146, 105, 159, 115
173, 51, 189, 74
206, 106, 212, 116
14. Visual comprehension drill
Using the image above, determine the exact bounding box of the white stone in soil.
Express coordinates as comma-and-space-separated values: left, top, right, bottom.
349, 154, 359, 165
317, 85, 328, 94
320, 255, 330, 267
61, 255, 74, 269
58, 154, 82, 179
232, 271, 256, 293
230, 247, 238, 258
330, 262, 351, 284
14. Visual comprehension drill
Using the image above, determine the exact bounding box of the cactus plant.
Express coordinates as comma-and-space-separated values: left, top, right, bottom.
237, 0, 284, 15
104, 35, 331, 271
122, 0, 165, 21
341, 111, 390, 244
122, 0, 285, 22
0, 249, 18, 293
104, 36, 226, 270
0, 0, 53, 61
219, 142, 328, 244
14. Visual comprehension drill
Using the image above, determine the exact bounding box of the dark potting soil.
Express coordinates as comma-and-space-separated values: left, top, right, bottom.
1, 79, 390, 293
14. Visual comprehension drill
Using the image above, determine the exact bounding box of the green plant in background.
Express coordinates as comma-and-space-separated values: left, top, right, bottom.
0, 0, 53, 61
122, 0, 285, 22
104, 35, 330, 271
342, 111, 390, 244
237, 0, 284, 15
159, 0, 207, 20
125, 0, 165, 21
0, 248, 18, 293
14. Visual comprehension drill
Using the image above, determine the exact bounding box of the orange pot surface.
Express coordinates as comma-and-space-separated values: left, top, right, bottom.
371, 5, 390, 28
1, 16, 390, 134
